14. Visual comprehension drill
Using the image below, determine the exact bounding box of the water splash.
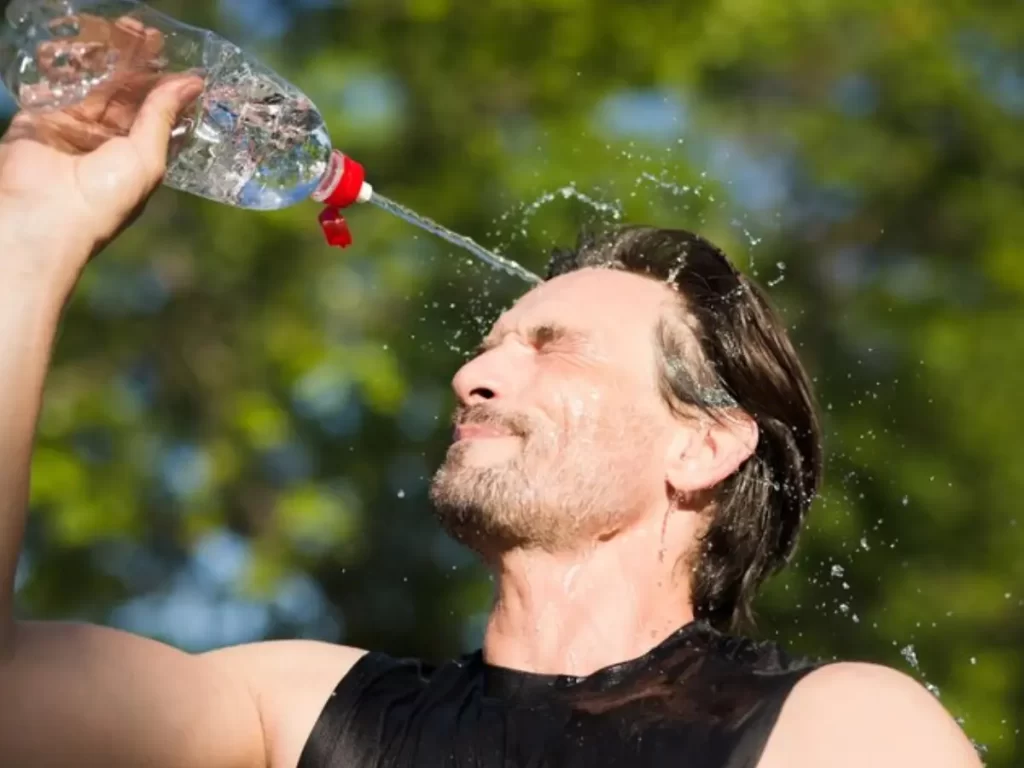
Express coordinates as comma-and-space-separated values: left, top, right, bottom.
767, 261, 786, 287
370, 194, 542, 285
637, 171, 695, 198
491, 183, 625, 247
900, 644, 943, 698
519, 183, 625, 222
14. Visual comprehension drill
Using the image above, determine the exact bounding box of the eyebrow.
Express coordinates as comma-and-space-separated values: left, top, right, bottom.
475, 323, 588, 356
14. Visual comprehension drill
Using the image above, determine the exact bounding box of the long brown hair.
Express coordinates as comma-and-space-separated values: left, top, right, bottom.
547, 226, 823, 632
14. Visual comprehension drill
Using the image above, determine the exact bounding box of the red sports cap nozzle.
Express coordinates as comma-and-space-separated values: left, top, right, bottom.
313, 150, 373, 248
313, 150, 372, 209
319, 207, 353, 248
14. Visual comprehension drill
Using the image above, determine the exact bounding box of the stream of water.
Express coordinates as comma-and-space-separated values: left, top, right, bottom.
370, 193, 543, 285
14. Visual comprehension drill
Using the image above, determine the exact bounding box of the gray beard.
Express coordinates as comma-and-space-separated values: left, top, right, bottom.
429, 453, 539, 554
429, 445, 626, 556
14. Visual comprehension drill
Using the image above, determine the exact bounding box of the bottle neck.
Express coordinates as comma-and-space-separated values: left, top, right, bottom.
312, 149, 372, 208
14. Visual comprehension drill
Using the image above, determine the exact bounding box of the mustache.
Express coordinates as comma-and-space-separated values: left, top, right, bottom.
452, 404, 532, 438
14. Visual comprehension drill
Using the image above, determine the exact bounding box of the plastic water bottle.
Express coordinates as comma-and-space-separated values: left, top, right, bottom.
0, 0, 372, 246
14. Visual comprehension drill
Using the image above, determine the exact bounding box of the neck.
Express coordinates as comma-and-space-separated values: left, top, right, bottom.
481, 513, 696, 676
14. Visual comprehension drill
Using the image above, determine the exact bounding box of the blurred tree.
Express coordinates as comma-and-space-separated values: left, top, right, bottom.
1, 0, 1020, 763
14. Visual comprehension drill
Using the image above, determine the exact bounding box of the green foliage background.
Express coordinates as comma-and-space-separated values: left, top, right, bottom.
2, 0, 1021, 763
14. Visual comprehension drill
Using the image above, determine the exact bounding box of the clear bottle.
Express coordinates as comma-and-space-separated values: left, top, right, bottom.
0, 0, 371, 243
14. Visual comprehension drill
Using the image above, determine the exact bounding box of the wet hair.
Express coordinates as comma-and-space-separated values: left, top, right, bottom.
547, 226, 823, 633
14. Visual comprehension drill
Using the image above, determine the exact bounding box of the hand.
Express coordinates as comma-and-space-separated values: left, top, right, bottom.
0, 14, 203, 297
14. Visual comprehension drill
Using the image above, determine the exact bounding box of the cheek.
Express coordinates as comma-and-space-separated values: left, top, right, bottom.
566, 389, 600, 423
536, 371, 657, 450
549, 385, 625, 452
552, 383, 603, 429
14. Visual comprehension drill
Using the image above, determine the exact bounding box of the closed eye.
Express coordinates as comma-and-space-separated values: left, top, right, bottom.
471, 323, 587, 358
530, 323, 588, 353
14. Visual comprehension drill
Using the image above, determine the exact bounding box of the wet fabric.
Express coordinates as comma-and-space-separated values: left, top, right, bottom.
298, 620, 820, 768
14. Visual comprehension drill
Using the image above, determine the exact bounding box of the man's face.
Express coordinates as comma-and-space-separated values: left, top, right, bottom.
430, 267, 683, 555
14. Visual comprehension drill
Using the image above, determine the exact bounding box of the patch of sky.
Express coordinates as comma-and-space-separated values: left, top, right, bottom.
159, 442, 212, 501
112, 587, 272, 651
704, 137, 793, 212
108, 532, 278, 650
956, 29, 1024, 116
594, 88, 688, 141
336, 72, 406, 131
292, 363, 363, 437
218, 0, 291, 40
786, 182, 862, 230
192, 530, 250, 591
272, 573, 343, 640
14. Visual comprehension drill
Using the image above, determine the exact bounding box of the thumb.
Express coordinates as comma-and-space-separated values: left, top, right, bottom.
127, 74, 205, 184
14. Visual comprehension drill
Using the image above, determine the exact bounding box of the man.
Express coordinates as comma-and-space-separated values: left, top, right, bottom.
0, 79, 981, 768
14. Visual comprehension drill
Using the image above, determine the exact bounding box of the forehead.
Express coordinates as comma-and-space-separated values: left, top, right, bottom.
492, 267, 675, 345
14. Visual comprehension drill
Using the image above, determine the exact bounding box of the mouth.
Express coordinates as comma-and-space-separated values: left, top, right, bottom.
453, 423, 516, 442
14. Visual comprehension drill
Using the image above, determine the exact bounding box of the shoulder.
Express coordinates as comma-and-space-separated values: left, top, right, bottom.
758, 662, 982, 768
203, 640, 370, 768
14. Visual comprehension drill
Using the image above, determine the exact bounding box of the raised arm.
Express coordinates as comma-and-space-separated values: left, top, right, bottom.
0, 79, 361, 768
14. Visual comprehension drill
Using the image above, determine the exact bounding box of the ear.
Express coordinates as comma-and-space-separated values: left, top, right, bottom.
664, 410, 759, 498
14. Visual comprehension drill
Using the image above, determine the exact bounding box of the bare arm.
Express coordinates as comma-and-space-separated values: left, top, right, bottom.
2, 623, 363, 768
0, 76, 362, 768
759, 662, 983, 768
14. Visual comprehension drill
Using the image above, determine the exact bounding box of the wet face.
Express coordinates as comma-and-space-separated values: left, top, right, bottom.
430, 268, 683, 555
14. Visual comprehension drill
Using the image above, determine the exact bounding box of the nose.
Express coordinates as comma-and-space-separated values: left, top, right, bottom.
452, 344, 523, 407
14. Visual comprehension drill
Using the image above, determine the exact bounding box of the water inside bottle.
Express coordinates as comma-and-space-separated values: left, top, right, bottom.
5, 8, 332, 211
165, 37, 332, 210
5, 12, 119, 111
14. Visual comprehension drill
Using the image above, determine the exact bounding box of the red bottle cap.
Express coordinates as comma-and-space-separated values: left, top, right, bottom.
319, 206, 353, 248
314, 151, 368, 208
325, 154, 367, 209
313, 151, 368, 248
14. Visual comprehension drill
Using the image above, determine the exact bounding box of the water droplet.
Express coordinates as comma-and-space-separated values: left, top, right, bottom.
901, 644, 919, 669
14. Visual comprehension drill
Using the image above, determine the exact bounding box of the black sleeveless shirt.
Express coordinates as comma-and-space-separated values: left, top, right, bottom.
299, 620, 820, 768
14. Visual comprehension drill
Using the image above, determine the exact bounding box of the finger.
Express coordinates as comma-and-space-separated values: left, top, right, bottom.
66, 66, 148, 124
127, 75, 204, 180
111, 16, 163, 55
141, 27, 166, 65
109, 79, 163, 132
112, 15, 146, 62
115, 15, 146, 34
